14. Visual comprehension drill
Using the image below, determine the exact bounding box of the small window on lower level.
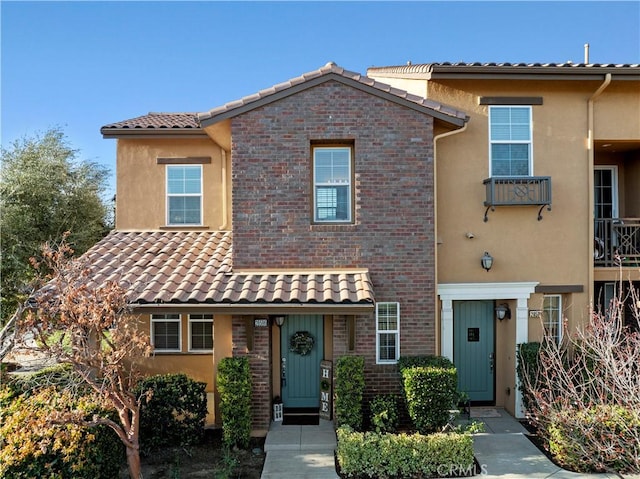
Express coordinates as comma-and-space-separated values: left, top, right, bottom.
543, 295, 562, 344
376, 302, 400, 364
189, 314, 213, 352
151, 314, 181, 352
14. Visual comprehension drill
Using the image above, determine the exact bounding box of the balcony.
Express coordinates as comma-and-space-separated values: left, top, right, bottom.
483, 176, 552, 222
594, 218, 640, 267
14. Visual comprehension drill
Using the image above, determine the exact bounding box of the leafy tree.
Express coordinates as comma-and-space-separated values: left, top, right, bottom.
17, 238, 152, 479
0, 128, 111, 321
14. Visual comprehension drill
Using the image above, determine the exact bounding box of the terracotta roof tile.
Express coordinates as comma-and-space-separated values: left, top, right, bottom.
197, 62, 468, 125
80, 231, 374, 306
100, 112, 202, 137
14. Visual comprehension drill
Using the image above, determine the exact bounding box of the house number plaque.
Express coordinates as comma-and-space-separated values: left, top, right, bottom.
319, 360, 333, 421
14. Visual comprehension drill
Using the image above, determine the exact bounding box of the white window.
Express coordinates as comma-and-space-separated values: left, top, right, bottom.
189, 314, 213, 352
313, 146, 352, 222
543, 295, 562, 344
167, 165, 202, 225
376, 302, 400, 364
489, 106, 532, 176
151, 314, 181, 352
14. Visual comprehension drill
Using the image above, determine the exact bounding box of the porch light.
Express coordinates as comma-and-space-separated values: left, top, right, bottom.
481, 252, 493, 272
272, 316, 285, 327
495, 304, 511, 321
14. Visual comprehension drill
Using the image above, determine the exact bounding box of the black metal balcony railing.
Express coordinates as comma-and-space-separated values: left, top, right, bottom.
483, 176, 552, 222
594, 218, 640, 267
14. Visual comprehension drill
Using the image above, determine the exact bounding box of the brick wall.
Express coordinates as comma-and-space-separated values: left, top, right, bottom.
231, 79, 436, 410
231, 316, 271, 432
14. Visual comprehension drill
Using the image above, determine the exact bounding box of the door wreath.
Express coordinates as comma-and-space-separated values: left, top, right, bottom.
290, 331, 315, 356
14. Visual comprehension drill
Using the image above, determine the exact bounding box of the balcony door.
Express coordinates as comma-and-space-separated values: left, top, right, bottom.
594, 166, 619, 221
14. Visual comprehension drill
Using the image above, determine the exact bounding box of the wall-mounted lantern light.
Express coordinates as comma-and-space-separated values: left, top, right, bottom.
272, 316, 285, 327
495, 304, 511, 321
481, 251, 493, 272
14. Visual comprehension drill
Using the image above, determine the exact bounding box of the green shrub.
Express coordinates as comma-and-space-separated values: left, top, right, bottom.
135, 373, 208, 454
336, 425, 474, 478
335, 355, 365, 430
0, 385, 123, 479
398, 355, 455, 372
547, 404, 640, 473
402, 365, 458, 433
369, 394, 398, 433
516, 342, 540, 413
217, 356, 252, 449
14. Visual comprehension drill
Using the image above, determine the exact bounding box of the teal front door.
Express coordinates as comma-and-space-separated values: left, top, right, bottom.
453, 300, 495, 403
281, 315, 324, 408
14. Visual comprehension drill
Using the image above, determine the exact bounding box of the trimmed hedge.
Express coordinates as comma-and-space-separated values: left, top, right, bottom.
135, 373, 208, 454
335, 356, 365, 430
369, 394, 399, 433
0, 367, 124, 479
398, 355, 455, 372
336, 425, 474, 478
217, 356, 252, 448
547, 404, 640, 473
402, 364, 458, 433
516, 342, 540, 413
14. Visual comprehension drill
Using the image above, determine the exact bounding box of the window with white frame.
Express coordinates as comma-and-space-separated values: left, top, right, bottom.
167, 165, 202, 225
489, 106, 532, 176
543, 295, 562, 344
189, 314, 213, 352
376, 302, 400, 364
313, 146, 352, 222
151, 314, 181, 352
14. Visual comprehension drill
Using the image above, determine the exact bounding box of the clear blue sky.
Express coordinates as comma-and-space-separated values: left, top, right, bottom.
2, 1, 639, 197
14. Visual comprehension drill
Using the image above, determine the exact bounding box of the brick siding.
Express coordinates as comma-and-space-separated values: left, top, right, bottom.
231, 79, 436, 420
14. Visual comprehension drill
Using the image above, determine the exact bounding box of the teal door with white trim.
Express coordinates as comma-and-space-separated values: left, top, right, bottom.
454, 301, 495, 402
281, 315, 324, 408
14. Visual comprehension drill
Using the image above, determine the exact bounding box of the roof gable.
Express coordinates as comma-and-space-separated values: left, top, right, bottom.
198, 62, 468, 128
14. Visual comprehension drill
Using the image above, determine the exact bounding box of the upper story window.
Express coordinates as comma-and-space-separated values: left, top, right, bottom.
167, 165, 202, 225
376, 302, 400, 364
489, 106, 532, 176
313, 146, 352, 223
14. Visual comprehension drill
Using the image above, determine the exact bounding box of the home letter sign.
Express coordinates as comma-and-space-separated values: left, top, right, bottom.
319, 360, 333, 420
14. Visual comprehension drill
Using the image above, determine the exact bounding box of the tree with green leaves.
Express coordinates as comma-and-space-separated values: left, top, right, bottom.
0, 128, 111, 321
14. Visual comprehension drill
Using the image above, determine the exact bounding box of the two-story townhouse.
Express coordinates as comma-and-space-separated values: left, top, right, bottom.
91, 63, 467, 435
368, 62, 640, 416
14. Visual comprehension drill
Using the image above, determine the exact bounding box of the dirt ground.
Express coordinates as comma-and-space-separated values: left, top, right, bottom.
119, 430, 265, 479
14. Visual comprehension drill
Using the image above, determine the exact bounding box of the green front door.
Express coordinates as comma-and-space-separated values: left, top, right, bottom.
454, 300, 495, 403
281, 315, 324, 408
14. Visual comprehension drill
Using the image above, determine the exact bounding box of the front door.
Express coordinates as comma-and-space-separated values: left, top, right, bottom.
281, 315, 324, 408
453, 300, 495, 403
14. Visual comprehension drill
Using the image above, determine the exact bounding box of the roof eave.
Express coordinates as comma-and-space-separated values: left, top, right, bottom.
198, 73, 467, 128
101, 128, 207, 139
131, 301, 375, 315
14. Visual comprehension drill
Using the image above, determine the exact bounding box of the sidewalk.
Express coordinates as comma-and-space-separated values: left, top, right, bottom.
260, 408, 638, 479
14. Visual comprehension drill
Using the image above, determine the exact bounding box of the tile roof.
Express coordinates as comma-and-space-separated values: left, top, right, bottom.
368, 62, 640, 77
100, 112, 202, 137
197, 62, 468, 126
80, 230, 374, 307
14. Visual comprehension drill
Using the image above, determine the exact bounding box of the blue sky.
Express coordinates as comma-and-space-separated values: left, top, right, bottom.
2, 1, 639, 197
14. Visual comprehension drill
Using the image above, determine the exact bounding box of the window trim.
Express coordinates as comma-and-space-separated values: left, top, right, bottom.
488, 106, 533, 177
166, 164, 203, 226
312, 144, 353, 224
376, 302, 400, 364
543, 295, 563, 344
151, 314, 182, 353
188, 314, 214, 352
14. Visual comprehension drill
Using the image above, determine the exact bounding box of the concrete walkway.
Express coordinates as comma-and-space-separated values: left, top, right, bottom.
260, 408, 638, 479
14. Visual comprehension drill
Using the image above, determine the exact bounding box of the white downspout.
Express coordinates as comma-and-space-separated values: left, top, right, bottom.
587, 73, 612, 304
219, 149, 229, 231
433, 121, 468, 355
